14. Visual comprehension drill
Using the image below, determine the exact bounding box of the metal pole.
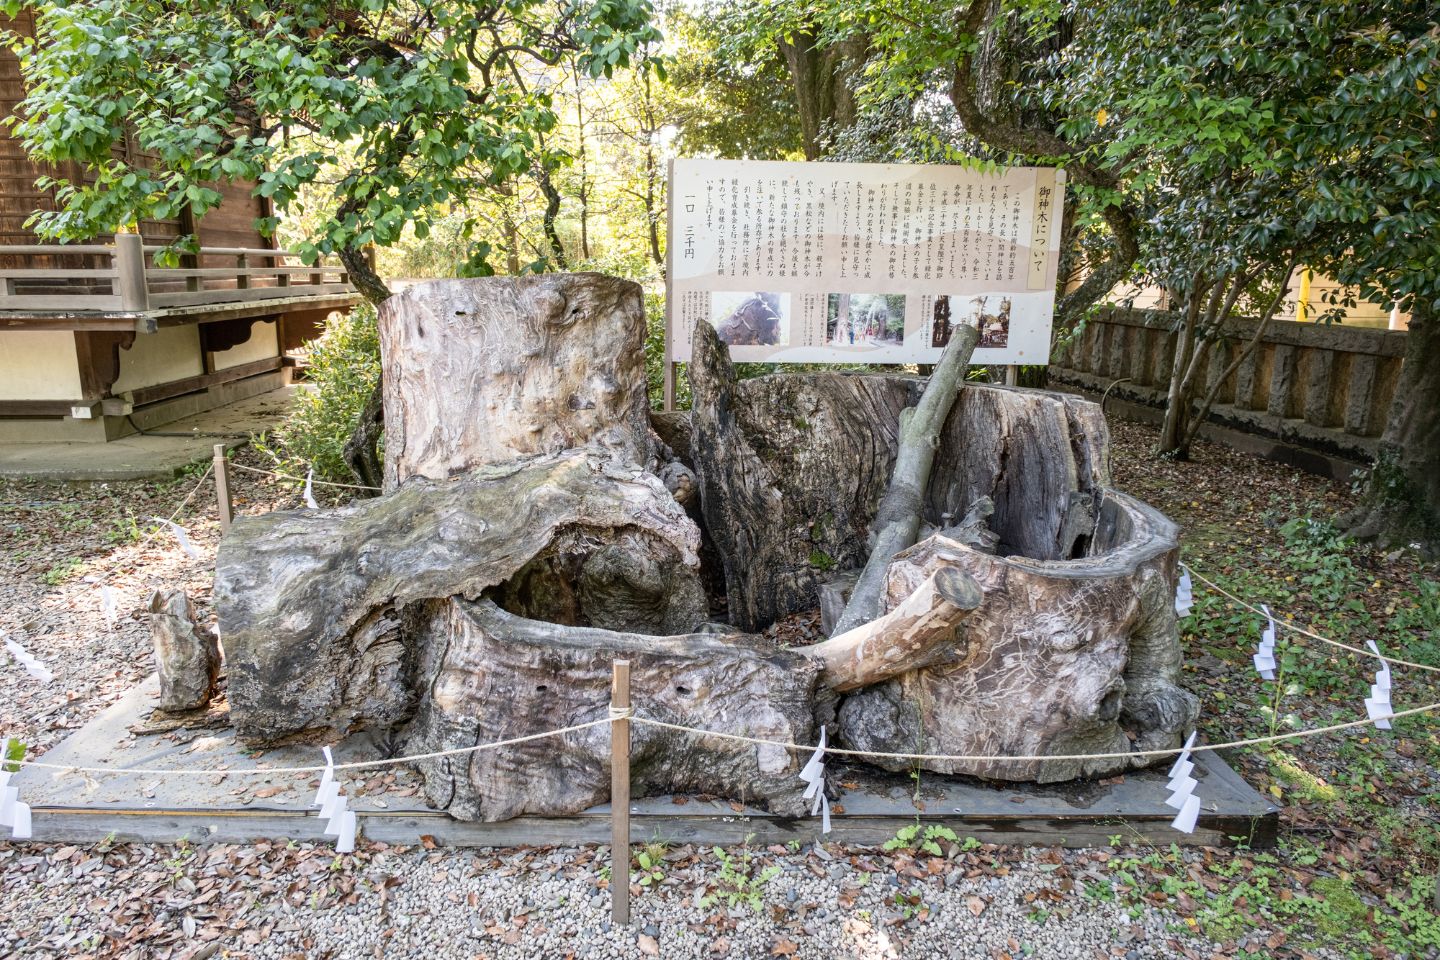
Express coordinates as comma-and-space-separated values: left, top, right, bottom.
610, 659, 632, 926
212, 444, 233, 534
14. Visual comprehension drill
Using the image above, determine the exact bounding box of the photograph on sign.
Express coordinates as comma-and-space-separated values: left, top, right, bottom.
664, 159, 1065, 367
827, 294, 905, 351
711, 291, 789, 347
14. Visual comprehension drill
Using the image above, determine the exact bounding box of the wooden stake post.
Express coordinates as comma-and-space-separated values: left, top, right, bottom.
610, 659, 632, 925
212, 444, 233, 534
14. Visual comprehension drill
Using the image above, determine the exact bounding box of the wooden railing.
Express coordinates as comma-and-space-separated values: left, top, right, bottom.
1049, 306, 1408, 469
0, 233, 353, 313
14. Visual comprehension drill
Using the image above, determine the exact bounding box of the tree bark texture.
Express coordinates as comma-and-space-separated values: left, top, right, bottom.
832, 319, 980, 635
216, 452, 707, 743
687, 321, 914, 631
379, 275, 654, 491
219, 274, 1197, 817
216, 462, 980, 817
686, 343, 1196, 779
402, 597, 823, 820
839, 494, 1198, 782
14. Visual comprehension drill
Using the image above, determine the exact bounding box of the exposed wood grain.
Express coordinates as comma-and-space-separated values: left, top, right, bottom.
379, 275, 655, 490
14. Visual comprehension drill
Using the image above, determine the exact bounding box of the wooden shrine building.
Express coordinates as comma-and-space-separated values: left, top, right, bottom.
0, 10, 359, 443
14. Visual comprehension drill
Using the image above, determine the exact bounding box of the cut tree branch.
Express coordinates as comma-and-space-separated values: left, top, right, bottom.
831, 318, 981, 635
799, 567, 982, 692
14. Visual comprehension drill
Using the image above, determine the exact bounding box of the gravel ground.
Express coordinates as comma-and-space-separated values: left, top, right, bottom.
1, 429, 1431, 959
2, 838, 1233, 960
0, 449, 298, 757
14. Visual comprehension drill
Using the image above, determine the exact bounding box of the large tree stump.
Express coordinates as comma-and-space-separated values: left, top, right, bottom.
687, 362, 1197, 778
218, 272, 1196, 820
839, 495, 1196, 782
216, 452, 707, 742
380, 274, 654, 490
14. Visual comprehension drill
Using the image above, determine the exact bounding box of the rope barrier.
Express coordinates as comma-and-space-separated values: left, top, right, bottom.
228, 462, 382, 492
5, 699, 1436, 781
629, 699, 1440, 763
1181, 562, 1440, 675
10, 718, 613, 778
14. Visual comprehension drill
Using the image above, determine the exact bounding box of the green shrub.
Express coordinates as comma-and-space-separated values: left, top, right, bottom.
255, 303, 382, 484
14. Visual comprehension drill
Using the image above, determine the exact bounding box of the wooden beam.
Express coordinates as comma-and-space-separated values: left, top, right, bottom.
0, 399, 99, 417
128, 356, 282, 407
0, 315, 143, 332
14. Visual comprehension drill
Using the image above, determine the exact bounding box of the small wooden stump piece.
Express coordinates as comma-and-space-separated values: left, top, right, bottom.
148, 588, 221, 713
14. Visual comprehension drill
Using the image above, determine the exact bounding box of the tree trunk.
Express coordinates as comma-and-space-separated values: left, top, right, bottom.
1347, 299, 1440, 554
378, 275, 654, 490
536, 163, 568, 270
219, 276, 1198, 817
949, 0, 1139, 336
1154, 285, 1205, 457
687, 321, 918, 631
216, 450, 709, 743
776, 31, 866, 160
572, 59, 593, 261
342, 382, 386, 493
832, 319, 980, 635
337, 244, 391, 491
338, 245, 391, 308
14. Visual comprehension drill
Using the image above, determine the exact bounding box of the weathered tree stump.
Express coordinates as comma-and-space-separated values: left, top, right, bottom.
217, 273, 1196, 821
686, 336, 1197, 780
688, 322, 914, 631
216, 452, 707, 742
380, 274, 655, 490
147, 588, 221, 713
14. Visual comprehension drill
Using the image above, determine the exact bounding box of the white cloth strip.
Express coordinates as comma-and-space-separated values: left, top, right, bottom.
1171, 793, 1200, 833
99, 584, 117, 628
1174, 569, 1194, 618
1166, 732, 1196, 780
334, 809, 357, 853
150, 517, 199, 559
1366, 640, 1392, 692
0, 739, 32, 839
314, 746, 335, 808
1253, 604, 1277, 680
303, 470, 320, 510
4, 636, 53, 683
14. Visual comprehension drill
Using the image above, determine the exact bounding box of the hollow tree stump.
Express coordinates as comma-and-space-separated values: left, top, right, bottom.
219, 272, 1194, 819
687, 357, 1197, 779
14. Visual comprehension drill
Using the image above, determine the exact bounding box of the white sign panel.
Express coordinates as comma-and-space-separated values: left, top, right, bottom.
666, 159, 1065, 366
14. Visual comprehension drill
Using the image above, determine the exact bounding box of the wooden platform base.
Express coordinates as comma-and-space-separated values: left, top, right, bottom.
14, 677, 1278, 849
